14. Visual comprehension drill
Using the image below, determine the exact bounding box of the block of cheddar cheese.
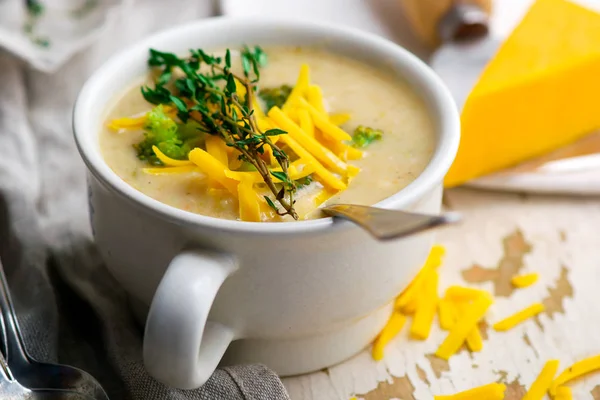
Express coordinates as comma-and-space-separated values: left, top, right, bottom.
444, 0, 600, 188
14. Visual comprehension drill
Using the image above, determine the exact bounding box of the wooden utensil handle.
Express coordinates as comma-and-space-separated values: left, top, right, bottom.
401, 0, 493, 46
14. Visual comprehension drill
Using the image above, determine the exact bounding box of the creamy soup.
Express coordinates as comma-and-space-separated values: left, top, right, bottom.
100, 46, 435, 221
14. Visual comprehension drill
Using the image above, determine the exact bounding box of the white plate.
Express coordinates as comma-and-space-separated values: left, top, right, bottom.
219, 0, 600, 195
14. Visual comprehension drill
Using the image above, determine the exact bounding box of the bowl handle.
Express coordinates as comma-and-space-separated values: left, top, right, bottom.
143, 249, 237, 389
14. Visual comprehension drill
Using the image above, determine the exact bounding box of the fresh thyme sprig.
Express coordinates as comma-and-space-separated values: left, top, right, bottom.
141, 47, 298, 220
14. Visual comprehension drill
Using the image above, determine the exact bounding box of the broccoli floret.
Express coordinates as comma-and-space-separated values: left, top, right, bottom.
134, 105, 200, 165
351, 125, 383, 148
258, 85, 293, 111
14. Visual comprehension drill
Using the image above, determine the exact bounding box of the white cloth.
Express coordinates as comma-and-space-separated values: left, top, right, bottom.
0, 0, 289, 399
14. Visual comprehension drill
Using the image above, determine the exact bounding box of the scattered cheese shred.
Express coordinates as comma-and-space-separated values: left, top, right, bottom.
511, 273, 539, 288
269, 107, 349, 174
434, 383, 506, 400
445, 286, 489, 302
435, 294, 493, 360
283, 64, 310, 110
314, 130, 363, 161
305, 84, 327, 114
314, 187, 339, 208
108, 106, 176, 131
410, 270, 439, 340
493, 303, 545, 332
237, 177, 262, 222
329, 113, 351, 126
205, 135, 229, 166
279, 135, 346, 190
465, 327, 483, 352
372, 312, 407, 361
395, 245, 445, 311
297, 108, 314, 137
438, 299, 456, 331
188, 148, 238, 195
297, 97, 353, 141
151, 145, 193, 167
142, 166, 198, 175
454, 301, 484, 352
108, 115, 147, 131
550, 354, 600, 396
523, 360, 559, 400
554, 386, 573, 400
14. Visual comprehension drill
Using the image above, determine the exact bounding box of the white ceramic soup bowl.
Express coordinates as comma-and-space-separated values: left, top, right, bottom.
73, 17, 460, 390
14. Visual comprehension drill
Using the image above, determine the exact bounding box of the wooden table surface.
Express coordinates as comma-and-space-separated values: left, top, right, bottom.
283, 188, 600, 399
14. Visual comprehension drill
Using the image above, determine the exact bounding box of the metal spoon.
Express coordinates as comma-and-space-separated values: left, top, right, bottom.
322, 204, 460, 240
0, 350, 96, 399
0, 260, 109, 400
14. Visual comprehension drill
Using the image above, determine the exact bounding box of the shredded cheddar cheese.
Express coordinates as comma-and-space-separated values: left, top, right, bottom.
511, 273, 539, 288
438, 298, 456, 331
435, 294, 493, 360
523, 360, 559, 400
205, 135, 229, 166
493, 303, 545, 332
371, 312, 407, 361
453, 301, 484, 352
269, 107, 349, 174
410, 270, 439, 340
550, 355, 600, 396
283, 64, 310, 110
395, 245, 444, 311
434, 383, 506, 400
445, 286, 489, 302
279, 135, 346, 190
297, 108, 314, 137
314, 187, 339, 208
297, 97, 352, 141
108, 106, 176, 131
108, 115, 147, 131
305, 84, 327, 114
329, 113, 351, 126
237, 176, 261, 222
151, 145, 193, 167
188, 148, 239, 195
554, 386, 573, 400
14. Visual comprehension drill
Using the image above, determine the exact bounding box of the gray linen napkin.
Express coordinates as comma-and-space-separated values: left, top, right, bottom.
0, 1, 290, 399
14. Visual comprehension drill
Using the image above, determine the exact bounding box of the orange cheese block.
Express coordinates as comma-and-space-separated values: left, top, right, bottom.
445, 0, 600, 188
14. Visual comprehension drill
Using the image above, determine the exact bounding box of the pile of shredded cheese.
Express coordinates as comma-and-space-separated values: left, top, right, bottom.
109, 64, 364, 221
365, 245, 600, 399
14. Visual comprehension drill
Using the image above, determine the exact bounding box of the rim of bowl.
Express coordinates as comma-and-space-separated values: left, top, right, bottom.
73, 16, 460, 235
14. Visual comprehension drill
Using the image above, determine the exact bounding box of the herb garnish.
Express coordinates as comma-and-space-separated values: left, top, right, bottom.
24, 0, 50, 48
258, 85, 293, 112
140, 47, 298, 219
351, 125, 383, 148
26, 0, 44, 17
295, 175, 313, 189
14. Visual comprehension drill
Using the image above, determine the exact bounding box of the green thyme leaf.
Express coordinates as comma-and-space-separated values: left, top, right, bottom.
295, 174, 313, 189
264, 196, 278, 211
264, 128, 287, 136
270, 170, 289, 182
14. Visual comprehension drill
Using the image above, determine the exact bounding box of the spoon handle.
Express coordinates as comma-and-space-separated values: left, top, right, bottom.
322, 204, 460, 241
0, 258, 30, 368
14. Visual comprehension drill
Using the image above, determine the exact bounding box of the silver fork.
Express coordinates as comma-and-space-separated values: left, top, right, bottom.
0, 260, 109, 400
0, 350, 97, 399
